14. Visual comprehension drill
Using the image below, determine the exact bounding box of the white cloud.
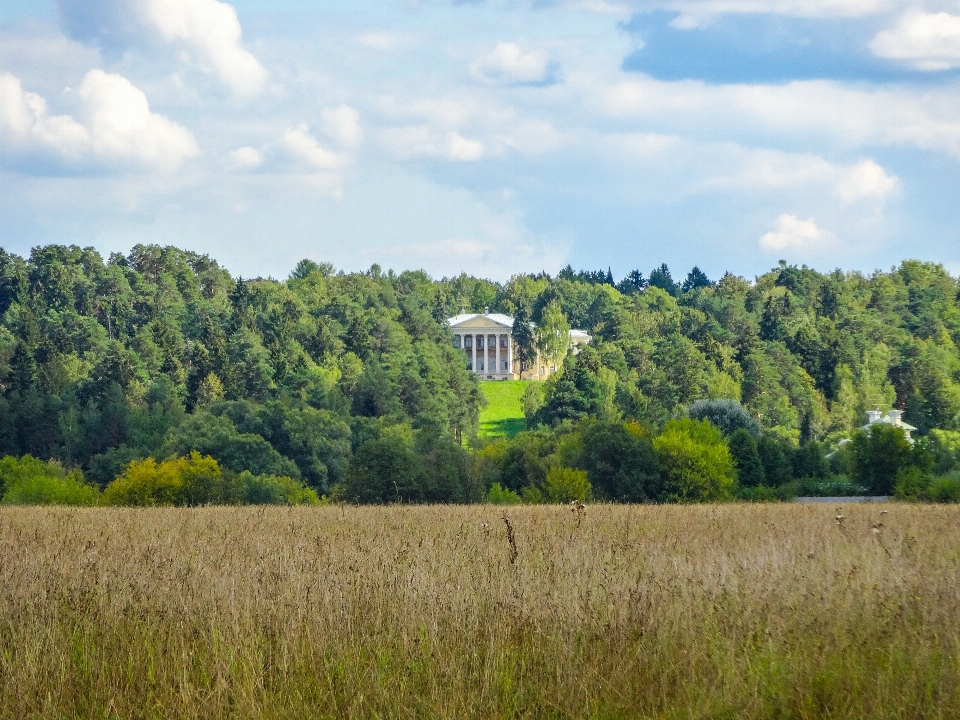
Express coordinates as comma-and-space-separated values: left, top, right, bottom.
0, 72, 90, 161
870, 12, 960, 71
630, 0, 892, 24
227, 146, 262, 171
448, 132, 484, 161
321, 105, 363, 148
759, 214, 833, 251
380, 127, 484, 162
356, 30, 418, 51
0, 70, 198, 171
596, 75, 960, 157
57, 0, 266, 97
834, 159, 898, 203
470, 42, 553, 85
281, 125, 343, 170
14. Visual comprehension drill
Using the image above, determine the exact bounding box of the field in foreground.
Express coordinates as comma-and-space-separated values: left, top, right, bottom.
479, 379, 529, 438
2, 505, 959, 719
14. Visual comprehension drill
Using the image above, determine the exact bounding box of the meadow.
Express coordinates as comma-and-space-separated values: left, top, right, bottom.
1, 504, 959, 719
479, 380, 529, 439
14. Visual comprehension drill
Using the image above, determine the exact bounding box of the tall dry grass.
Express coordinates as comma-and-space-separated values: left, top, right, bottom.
1, 504, 959, 719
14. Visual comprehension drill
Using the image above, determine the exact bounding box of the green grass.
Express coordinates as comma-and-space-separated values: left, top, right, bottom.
478, 380, 530, 439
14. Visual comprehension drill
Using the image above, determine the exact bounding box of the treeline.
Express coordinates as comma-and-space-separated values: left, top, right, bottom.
2, 244, 960, 504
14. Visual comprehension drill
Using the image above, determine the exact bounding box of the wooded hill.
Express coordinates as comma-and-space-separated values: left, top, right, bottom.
1, 245, 959, 503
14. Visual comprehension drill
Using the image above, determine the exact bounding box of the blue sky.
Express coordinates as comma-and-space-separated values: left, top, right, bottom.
2, 0, 959, 281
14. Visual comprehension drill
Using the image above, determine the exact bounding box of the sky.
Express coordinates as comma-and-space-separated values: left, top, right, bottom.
1, 0, 959, 282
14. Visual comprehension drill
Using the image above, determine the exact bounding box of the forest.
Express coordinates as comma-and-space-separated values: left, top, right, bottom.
2, 244, 960, 505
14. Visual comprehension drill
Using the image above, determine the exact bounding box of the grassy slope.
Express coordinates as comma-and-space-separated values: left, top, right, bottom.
478, 380, 529, 439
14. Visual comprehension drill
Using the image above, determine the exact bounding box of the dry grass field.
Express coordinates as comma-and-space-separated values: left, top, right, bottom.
1, 504, 959, 719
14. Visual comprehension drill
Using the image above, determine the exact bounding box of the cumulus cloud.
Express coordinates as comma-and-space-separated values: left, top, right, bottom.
356, 30, 418, 51
281, 125, 343, 170
470, 42, 554, 85
759, 214, 833, 251
0, 70, 198, 172
596, 75, 960, 158
870, 11, 960, 71
57, 0, 266, 97
380, 127, 484, 162
834, 159, 898, 203
631, 0, 891, 26
321, 105, 363, 148
227, 146, 262, 170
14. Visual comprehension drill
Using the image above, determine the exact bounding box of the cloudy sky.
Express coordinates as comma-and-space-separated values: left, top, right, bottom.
1, 0, 959, 281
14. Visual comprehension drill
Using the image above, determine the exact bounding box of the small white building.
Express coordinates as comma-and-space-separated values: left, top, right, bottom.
447, 312, 590, 380
862, 409, 917, 441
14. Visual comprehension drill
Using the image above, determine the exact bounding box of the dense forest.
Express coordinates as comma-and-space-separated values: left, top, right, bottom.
2, 244, 960, 504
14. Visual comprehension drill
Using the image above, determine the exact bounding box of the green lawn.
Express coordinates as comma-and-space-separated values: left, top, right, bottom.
478, 380, 530, 439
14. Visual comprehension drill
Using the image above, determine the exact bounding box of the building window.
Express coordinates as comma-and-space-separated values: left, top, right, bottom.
477, 335, 484, 349
540, 366, 545, 375
478, 360, 484, 371
503, 360, 509, 370
467, 362, 472, 371
464, 336, 472, 349
500, 335, 508, 348
453, 336, 461, 349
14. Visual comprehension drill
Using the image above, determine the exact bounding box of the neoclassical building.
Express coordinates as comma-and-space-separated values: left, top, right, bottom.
447, 312, 591, 380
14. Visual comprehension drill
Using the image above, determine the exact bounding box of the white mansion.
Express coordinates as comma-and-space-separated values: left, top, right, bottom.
447, 312, 591, 380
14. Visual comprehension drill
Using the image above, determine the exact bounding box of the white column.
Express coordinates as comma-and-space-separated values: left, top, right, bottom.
474, 334, 479, 373
496, 334, 501, 377
507, 335, 513, 378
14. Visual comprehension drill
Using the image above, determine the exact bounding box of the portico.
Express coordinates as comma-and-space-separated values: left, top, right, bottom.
447, 311, 592, 380
448, 313, 516, 380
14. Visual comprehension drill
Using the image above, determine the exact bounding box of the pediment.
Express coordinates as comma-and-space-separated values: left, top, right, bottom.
450, 316, 510, 329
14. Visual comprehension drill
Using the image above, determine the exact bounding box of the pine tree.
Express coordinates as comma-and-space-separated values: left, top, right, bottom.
511, 304, 536, 379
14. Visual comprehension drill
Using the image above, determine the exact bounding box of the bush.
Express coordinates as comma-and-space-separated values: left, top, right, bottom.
728, 428, 764, 488
653, 419, 736, 502
542, 467, 591, 503
579, 421, 660, 502
103, 453, 222, 506
927, 474, 960, 503
239, 472, 320, 505
486, 482, 522, 505
687, 399, 760, 436
0, 455, 101, 506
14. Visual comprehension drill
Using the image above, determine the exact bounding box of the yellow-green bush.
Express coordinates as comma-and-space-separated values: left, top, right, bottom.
0, 455, 100, 506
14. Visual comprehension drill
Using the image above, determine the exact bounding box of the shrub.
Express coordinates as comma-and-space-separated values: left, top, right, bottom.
486, 482, 522, 505
927, 474, 960, 503
239, 472, 320, 505
0, 455, 101, 506
687, 399, 760, 436
728, 428, 764, 488
653, 419, 736, 502
579, 421, 660, 502
103, 453, 221, 506
542, 467, 591, 503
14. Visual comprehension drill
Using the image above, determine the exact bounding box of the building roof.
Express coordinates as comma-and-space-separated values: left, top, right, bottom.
447, 312, 592, 343
447, 312, 515, 328
862, 415, 918, 432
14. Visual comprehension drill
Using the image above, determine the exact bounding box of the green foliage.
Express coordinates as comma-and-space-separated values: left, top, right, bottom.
486, 482, 522, 505
728, 429, 765, 488
0, 455, 100, 506
541, 467, 591, 503
849, 424, 928, 495
101, 452, 318, 506
535, 300, 571, 369
578, 421, 660, 502
5, 244, 960, 505
652, 419, 736, 501
688, 399, 760, 436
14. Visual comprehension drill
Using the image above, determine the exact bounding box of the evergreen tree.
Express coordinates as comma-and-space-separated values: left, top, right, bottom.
728, 428, 765, 487
511, 303, 536, 379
